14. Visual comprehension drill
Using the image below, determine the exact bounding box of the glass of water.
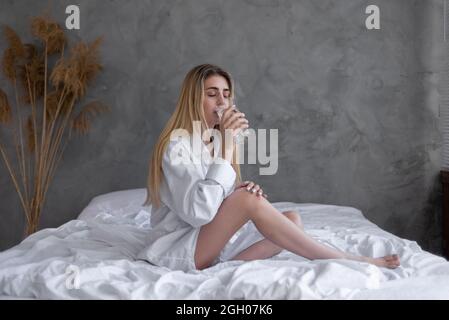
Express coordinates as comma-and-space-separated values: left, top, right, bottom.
215, 97, 250, 144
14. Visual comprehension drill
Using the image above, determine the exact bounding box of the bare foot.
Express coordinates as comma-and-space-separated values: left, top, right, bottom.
364, 254, 401, 269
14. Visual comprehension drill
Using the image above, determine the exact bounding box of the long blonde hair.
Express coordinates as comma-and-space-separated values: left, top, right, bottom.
143, 64, 242, 208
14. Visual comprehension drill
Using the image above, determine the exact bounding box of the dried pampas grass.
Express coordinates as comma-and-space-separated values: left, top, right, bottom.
51, 37, 103, 100
31, 16, 66, 54
19, 47, 45, 104
0, 88, 12, 124
72, 100, 110, 135
4, 26, 26, 57
0, 16, 108, 237
25, 115, 35, 153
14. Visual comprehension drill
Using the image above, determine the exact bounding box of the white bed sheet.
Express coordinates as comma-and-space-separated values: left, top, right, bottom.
1, 189, 449, 300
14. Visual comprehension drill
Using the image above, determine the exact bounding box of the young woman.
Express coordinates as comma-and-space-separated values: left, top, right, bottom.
139, 64, 400, 272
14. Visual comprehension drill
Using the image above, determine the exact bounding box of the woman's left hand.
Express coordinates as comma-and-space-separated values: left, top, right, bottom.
235, 181, 268, 198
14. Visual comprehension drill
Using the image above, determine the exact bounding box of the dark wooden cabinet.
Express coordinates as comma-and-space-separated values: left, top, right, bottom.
440, 171, 449, 258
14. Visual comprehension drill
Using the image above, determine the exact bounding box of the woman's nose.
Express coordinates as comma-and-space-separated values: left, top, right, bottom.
216, 94, 225, 105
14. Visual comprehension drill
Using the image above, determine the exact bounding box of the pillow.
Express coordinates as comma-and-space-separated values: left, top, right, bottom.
77, 188, 150, 220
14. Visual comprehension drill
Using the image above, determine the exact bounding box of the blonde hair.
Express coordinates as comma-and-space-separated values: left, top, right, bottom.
143, 64, 242, 208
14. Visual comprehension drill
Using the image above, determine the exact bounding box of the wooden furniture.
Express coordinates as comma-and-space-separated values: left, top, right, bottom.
440, 170, 449, 258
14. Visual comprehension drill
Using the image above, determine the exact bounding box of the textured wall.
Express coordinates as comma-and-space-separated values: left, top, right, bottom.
0, 0, 444, 254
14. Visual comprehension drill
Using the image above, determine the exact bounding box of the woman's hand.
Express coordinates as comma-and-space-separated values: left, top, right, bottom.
235, 181, 268, 198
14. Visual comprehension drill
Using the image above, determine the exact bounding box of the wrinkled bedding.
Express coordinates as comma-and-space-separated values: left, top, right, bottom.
1, 189, 448, 299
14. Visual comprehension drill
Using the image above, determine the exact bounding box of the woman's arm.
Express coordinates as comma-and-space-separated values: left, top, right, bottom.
161, 139, 236, 228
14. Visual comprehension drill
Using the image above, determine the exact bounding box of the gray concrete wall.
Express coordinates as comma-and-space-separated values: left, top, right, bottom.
0, 0, 444, 254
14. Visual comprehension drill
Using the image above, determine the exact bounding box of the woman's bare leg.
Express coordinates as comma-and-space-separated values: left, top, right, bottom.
231, 212, 399, 268
194, 189, 400, 270
230, 210, 303, 261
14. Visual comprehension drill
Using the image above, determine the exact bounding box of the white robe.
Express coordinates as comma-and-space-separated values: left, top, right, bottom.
137, 134, 243, 271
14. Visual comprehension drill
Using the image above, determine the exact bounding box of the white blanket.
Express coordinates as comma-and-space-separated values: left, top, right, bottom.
1, 189, 449, 299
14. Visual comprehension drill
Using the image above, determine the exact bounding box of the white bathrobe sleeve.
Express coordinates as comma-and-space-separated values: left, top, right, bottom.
161, 140, 236, 228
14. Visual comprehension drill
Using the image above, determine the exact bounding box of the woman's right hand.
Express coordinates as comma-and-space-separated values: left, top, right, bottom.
219, 105, 249, 160
235, 180, 268, 198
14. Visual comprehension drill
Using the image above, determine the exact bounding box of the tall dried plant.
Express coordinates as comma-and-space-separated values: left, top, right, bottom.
0, 16, 110, 236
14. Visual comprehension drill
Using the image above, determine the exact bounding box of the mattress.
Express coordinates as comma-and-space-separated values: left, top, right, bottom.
0, 188, 448, 299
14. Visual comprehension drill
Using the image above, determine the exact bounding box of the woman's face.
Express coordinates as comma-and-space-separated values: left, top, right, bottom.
202, 75, 231, 129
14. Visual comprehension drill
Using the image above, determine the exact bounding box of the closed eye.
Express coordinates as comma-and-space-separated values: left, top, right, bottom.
205, 88, 230, 98
207, 93, 230, 97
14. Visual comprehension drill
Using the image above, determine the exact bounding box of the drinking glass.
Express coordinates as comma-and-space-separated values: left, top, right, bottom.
215, 97, 250, 144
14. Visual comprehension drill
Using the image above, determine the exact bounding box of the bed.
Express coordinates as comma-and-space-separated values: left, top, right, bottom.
1, 188, 449, 300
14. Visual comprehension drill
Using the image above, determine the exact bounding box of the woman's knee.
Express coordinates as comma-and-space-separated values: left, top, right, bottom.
283, 210, 303, 228
225, 188, 268, 216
